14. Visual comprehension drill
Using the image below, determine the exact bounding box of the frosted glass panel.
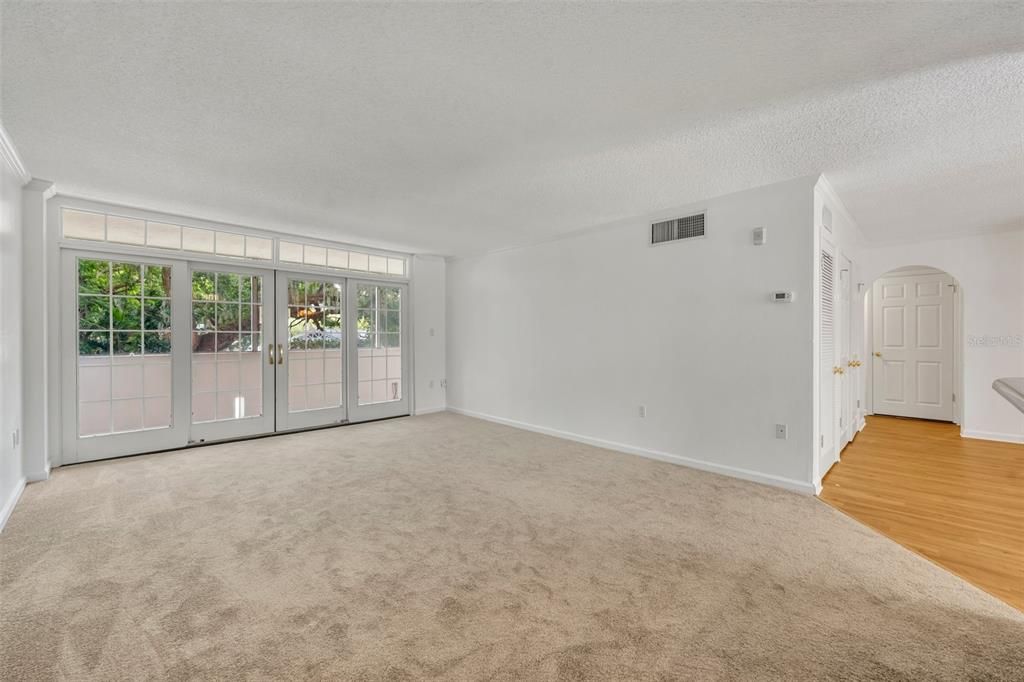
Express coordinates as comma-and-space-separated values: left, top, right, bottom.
63, 209, 106, 241
147, 222, 182, 249
182, 227, 216, 253
215, 232, 246, 258
348, 252, 369, 271
107, 216, 146, 245
280, 241, 304, 263
245, 236, 273, 260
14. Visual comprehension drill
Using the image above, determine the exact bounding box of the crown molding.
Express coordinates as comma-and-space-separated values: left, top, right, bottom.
0, 121, 31, 184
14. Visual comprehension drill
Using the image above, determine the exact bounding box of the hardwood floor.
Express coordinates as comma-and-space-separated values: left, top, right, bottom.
820, 415, 1024, 612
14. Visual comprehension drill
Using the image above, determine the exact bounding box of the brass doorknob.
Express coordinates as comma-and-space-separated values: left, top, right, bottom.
873, 352, 882, 358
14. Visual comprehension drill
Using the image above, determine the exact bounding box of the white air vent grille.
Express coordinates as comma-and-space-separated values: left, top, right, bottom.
652, 213, 705, 244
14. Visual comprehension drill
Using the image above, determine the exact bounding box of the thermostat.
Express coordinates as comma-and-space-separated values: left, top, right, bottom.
771, 291, 795, 302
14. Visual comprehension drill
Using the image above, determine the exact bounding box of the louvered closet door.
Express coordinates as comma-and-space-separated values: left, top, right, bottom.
819, 242, 839, 476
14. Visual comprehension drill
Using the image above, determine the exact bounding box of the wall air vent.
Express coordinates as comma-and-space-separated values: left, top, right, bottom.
651, 212, 705, 245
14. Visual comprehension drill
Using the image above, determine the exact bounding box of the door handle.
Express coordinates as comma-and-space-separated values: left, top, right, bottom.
268, 345, 276, 365
277, 344, 285, 365
873, 352, 882, 358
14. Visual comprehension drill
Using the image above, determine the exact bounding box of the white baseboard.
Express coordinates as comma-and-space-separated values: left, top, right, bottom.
447, 407, 816, 495
413, 406, 447, 416
25, 463, 50, 482
0, 477, 26, 533
961, 430, 1024, 444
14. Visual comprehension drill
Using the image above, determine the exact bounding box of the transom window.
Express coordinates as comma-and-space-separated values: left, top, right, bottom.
61, 207, 408, 278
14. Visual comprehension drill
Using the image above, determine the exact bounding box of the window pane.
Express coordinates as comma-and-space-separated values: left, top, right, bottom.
147, 222, 181, 249
79, 331, 110, 355
112, 297, 142, 330
327, 249, 349, 269
192, 272, 216, 300
348, 252, 369, 271
245, 236, 273, 260
112, 331, 142, 355
143, 331, 172, 354
182, 227, 216, 253
387, 258, 405, 276
78, 296, 110, 330
143, 299, 171, 330
216, 273, 240, 302
143, 265, 171, 297
79, 259, 110, 294
215, 232, 245, 257
111, 263, 141, 296
63, 209, 106, 241
368, 255, 388, 274
106, 216, 146, 245
304, 245, 327, 266
280, 241, 303, 263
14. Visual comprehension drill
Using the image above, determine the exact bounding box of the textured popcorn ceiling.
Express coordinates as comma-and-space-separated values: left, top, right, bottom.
2, 2, 1022, 255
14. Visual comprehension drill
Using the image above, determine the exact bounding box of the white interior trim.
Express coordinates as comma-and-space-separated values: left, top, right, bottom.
0, 122, 30, 183
447, 407, 817, 495
961, 430, 1024, 445
0, 477, 26, 533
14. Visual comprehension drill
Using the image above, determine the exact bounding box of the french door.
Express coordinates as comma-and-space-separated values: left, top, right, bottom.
61, 251, 409, 464
274, 275, 410, 428
188, 264, 276, 443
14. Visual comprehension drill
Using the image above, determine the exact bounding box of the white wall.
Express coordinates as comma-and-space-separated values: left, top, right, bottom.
0, 131, 27, 529
862, 230, 1024, 443
413, 255, 446, 414
447, 177, 818, 492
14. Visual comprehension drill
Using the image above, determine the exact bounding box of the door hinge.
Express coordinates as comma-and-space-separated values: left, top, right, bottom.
952, 392, 956, 402
820, 434, 824, 449
840, 417, 844, 428
856, 399, 860, 408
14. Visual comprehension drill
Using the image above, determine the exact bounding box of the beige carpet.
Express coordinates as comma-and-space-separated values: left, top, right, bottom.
1, 413, 1021, 680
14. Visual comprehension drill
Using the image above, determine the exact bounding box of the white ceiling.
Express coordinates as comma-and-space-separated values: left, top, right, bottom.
2, 2, 1022, 255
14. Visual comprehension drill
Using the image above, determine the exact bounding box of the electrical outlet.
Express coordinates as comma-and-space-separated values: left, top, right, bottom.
638, 405, 647, 418
775, 424, 788, 440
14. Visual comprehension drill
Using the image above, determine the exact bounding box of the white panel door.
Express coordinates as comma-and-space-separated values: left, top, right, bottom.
275, 273, 348, 430
872, 273, 954, 421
